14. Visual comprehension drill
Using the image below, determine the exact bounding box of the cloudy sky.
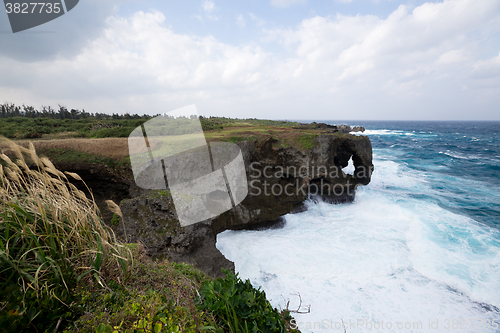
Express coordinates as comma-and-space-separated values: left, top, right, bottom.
1, 0, 499, 120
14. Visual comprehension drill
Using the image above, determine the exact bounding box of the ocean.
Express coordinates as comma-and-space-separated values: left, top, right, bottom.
216, 121, 500, 333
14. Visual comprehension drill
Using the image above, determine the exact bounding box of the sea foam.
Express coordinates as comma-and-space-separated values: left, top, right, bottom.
217, 153, 500, 333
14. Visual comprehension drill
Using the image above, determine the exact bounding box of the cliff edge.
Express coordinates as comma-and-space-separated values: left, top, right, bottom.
117, 132, 373, 278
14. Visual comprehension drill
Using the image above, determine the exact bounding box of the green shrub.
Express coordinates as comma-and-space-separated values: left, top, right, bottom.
65, 249, 221, 333
70, 288, 218, 333
198, 269, 287, 333
88, 127, 135, 138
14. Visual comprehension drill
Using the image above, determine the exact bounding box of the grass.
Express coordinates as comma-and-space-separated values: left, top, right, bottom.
200, 118, 300, 130
0, 117, 149, 140
0, 117, 359, 176
35, 148, 131, 174
0, 138, 132, 332
66, 246, 219, 333
0, 138, 300, 333
198, 269, 294, 333
0, 116, 296, 140
202, 121, 352, 151
2, 138, 133, 179
66, 250, 300, 333
298, 134, 319, 150
15, 137, 131, 161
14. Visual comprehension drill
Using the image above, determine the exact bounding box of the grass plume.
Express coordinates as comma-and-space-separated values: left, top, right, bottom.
0, 137, 132, 331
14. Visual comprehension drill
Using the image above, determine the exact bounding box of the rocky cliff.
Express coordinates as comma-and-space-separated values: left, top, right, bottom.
116, 133, 373, 278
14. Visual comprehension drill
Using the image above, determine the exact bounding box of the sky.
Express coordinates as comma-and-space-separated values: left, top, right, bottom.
1, 0, 500, 120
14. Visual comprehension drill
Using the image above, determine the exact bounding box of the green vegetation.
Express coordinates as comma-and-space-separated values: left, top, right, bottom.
110, 213, 121, 226
35, 147, 131, 170
218, 136, 256, 144
0, 103, 151, 121
199, 270, 298, 333
69, 261, 298, 333
0, 139, 299, 333
1, 103, 353, 157
0, 139, 132, 332
147, 190, 172, 200
299, 134, 319, 150
200, 117, 300, 130
0, 117, 149, 139
200, 117, 351, 151
0, 103, 301, 140
66, 251, 218, 333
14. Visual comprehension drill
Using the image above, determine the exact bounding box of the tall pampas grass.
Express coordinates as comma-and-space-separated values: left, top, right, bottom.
0, 137, 132, 330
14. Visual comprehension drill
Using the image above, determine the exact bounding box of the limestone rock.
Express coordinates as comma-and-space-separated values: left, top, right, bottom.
118, 133, 373, 277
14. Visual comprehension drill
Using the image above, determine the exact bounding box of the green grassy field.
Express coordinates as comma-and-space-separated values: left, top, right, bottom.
1, 117, 354, 178
0, 117, 148, 139
0, 116, 302, 139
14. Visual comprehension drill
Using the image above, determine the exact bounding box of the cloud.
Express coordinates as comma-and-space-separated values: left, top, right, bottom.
436, 50, 468, 65
0, 11, 274, 114
473, 52, 500, 72
249, 13, 266, 27
198, 0, 219, 21
270, 0, 307, 8
0, 0, 121, 62
236, 14, 246, 27
1, 0, 500, 120
202, 0, 215, 13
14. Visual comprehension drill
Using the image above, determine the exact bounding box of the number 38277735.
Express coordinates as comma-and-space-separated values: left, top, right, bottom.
5, 2, 62, 14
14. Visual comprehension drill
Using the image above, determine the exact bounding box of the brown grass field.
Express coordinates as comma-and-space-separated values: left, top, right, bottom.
0, 125, 349, 164
12, 137, 130, 160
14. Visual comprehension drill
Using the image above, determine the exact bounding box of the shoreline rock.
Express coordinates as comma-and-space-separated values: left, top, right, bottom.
117, 132, 373, 277
31, 125, 373, 278
294, 122, 365, 133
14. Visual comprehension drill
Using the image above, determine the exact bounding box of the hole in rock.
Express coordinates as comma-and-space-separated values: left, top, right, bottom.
342, 156, 355, 175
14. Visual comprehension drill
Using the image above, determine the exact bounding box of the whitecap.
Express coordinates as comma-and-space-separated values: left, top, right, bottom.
217, 154, 500, 333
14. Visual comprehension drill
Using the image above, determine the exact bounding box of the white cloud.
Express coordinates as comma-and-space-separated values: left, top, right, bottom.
1, 0, 500, 120
0, 0, 120, 62
472, 52, 500, 79
437, 50, 468, 65
249, 13, 266, 27
198, 1, 219, 21
236, 14, 246, 27
271, 0, 307, 8
202, 0, 215, 13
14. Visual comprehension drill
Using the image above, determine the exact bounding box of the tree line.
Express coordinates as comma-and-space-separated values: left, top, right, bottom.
0, 103, 152, 120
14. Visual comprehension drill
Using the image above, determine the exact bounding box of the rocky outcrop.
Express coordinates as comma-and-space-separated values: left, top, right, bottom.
117, 133, 373, 278
211, 134, 372, 233
116, 191, 233, 278
42, 160, 132, 223
294, 122, 365, 133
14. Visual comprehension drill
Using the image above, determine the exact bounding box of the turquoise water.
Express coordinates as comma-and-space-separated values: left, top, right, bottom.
217, 121, 500, 333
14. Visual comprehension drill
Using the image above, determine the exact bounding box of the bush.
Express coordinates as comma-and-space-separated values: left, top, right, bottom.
198, 269, 287, 333
64, 248, 220, 333
88, 127, 135, 138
